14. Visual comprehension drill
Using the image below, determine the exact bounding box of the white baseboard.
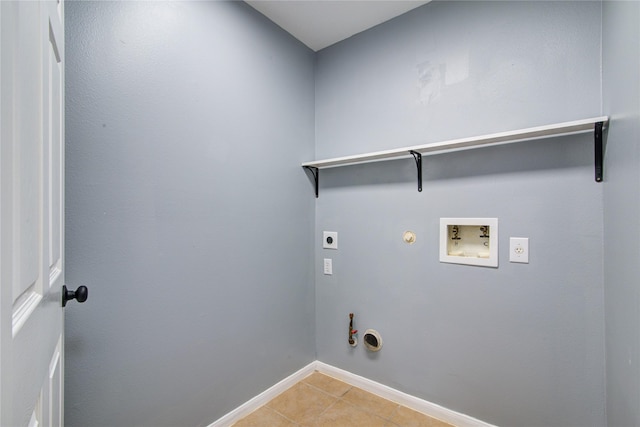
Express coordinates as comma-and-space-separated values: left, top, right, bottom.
208, 362, 317, 427
209, 360, 496, 427
314, 361, 497, 427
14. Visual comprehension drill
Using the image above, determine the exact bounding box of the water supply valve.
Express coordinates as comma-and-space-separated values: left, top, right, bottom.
348, 313, 358, 347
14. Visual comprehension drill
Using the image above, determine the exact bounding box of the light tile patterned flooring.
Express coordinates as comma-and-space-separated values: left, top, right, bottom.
232, 372, 455, 427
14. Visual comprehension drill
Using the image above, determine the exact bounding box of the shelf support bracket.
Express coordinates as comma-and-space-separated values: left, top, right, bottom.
303, 166, 319, 198
409, 150, 422, 192
594, 121, 604, 183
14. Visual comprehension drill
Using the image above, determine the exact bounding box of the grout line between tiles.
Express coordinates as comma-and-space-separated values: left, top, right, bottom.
313, 397, 342, 423
273, 408, 299, 426
238, 372, 457, 427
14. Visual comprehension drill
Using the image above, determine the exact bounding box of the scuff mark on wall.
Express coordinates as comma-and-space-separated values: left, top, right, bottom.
416, 50, 469, 105
416, 60, 444, 105
444, 50, 469, 86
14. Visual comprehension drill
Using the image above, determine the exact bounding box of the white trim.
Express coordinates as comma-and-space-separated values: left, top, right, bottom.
302, 116, 608, 169
12, 290, 42, 337
315, 362, 497, 427
208, 362, 317, 427
209, 360, 496, 427
49, 265, 61, 286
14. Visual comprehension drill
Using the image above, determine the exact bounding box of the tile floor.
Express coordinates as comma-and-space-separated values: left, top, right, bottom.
232, 371, 455, 427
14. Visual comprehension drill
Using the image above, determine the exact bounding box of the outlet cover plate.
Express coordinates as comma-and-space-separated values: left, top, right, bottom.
509, 237, 529, 263
323, 231, 338, 249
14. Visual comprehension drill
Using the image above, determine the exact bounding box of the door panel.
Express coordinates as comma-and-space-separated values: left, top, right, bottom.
48, 10, 63, 284
13, 0, 42, 306
1, 1, 65, 425
40, 338, 62, 427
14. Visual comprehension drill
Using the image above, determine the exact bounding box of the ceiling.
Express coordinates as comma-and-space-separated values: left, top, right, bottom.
245, 1, 430, 52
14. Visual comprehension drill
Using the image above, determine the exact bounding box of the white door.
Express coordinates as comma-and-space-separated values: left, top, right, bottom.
1, 0, 68, 425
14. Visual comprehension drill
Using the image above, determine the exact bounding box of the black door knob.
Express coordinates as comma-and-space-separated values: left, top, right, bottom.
62, 285, 88, 307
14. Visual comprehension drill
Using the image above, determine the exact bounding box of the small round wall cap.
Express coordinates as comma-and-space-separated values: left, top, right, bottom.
403, 231, 416, 244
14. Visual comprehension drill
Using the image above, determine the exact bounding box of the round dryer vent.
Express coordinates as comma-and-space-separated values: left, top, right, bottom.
363, 329, 383, 352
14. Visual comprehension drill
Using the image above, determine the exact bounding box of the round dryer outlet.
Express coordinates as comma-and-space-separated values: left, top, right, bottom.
363, 329, 383, 352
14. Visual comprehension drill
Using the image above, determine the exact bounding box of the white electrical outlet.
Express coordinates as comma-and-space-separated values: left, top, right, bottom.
510, 237, 529, 263
323, 231, 338, 249
323, 258, 333, 275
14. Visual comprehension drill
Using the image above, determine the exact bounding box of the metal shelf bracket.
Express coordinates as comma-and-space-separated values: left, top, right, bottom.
409, 150, 422, 192
303, 166, 319, 198
595, 121, 604, 183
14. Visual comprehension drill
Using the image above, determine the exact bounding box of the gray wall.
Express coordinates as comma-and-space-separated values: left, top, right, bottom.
314, 2, 606, 426
65, 2, 640, 427
602, 2, 640, 426
64, 2, 315, 426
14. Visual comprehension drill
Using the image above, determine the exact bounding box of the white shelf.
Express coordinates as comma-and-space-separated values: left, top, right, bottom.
302, 116, 608, 169
302, 116, 608, 197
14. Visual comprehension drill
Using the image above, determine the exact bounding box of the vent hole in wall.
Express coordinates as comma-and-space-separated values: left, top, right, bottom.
365, 334, 378, 347
363, 329, 383, 352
